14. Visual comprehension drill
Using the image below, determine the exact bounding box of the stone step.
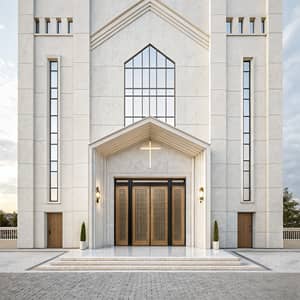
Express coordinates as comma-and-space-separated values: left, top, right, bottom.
33, 250, 264, 272
51, 261, 240, 267
51, 260, 241, 266
60, 257, 240, 262
35, 264, 261, 272
34, 255, 264, 272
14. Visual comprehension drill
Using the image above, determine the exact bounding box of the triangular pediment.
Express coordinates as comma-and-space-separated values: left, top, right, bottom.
91, 0, 209, 50
90, 117, 210, 157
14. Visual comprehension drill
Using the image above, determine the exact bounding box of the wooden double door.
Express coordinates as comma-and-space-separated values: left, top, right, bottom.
115, 180, 185, 246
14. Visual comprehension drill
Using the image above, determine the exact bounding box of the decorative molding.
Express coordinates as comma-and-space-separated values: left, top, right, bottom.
91, 0, 209, 50
90, 117, 210, 157
227, 34, 267, 37
34, 34, 73, 37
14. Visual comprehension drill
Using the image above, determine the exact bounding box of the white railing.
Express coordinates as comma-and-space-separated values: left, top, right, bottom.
283, 228, 300, 240
0, 227, 18, 240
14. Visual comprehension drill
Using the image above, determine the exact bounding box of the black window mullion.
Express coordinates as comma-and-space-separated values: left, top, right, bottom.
165, 57, 167, 123
243, 60, 251, 202
155, 50, 158, 117
141, 52, 144, 117
132, 62, 135, 123
49, 61, 59, 203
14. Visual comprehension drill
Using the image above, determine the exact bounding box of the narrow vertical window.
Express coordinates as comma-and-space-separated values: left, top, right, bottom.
50, 61, 59, 203
67, 18, 73, 34
226, 18, 233, 34
250, 18, 255, 34
238, 18, 244, 34
261, 18, 266, 34
243, 60, 251, 202
56, 18, 61, 34
45, 18, 50, 34
35, 18, 40, 34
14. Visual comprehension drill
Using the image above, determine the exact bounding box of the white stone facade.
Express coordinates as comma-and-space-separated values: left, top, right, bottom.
18, 0, 283, 249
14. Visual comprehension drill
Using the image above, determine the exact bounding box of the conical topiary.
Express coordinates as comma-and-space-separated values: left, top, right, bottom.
80, 222, 86, 242
213, 220, 219, 242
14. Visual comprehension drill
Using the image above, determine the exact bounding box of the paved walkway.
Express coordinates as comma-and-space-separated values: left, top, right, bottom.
2, 249, 300, 272
0, 272, 299, 300
0, 251, 63, 272
236, 250, 300, 272
0, 250, 300, 299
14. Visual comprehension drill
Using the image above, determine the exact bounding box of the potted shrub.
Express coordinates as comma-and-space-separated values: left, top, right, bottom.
212, 220, 220, 250
80, 222, 87, 250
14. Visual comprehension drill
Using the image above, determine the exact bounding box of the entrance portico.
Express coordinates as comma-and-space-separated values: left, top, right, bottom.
89, 118, 211, 249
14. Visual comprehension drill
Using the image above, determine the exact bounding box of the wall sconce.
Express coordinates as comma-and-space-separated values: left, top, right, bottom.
199, 187, 204, 203
96, 186, 101, 204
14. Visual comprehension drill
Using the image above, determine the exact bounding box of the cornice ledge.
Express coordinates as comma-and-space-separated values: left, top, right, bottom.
91, 0, 209, 50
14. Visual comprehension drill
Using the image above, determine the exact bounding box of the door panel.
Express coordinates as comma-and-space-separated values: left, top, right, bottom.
115, 186, 129, 246
151, 186, 168, 246
47, 213, 62, 248
172, 186, 185, 246
132, 186, 150, 245
238, 213, 253, 248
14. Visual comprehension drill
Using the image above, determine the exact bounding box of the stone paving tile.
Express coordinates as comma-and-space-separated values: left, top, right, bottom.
236, 251, 300, 272
0, 272, 300, 300
0, 252, 63, 272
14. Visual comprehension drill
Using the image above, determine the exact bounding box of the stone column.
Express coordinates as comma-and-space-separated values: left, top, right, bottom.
209, 0, 228, 248
71, 0, 90, 247
18, 0, 35, 248
265, 0, 283, 248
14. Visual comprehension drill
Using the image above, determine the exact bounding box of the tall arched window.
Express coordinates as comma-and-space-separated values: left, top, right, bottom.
124, 45, 175, 126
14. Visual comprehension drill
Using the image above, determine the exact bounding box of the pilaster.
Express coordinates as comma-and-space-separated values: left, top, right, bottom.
265, 0, 283, 248
18, 0, 35, 248
71, 0, 90, 248
210, 0, 228, 248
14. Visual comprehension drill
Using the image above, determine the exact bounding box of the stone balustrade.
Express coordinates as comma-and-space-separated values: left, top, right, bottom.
283, 228, 300, 248
0, 227, 18, 240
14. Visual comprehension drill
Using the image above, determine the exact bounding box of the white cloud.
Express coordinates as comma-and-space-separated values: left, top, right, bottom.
283, 3, 300, 53
283, 18, 300, 50
0, 59, 17, 212
0, 24, 5, 30
283, 2, 300, 198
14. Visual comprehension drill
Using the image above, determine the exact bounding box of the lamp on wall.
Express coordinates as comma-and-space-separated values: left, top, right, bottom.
96, 186, 101, 204
199, 187, 204, 203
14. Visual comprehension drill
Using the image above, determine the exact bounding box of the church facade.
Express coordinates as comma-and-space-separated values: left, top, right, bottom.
18, 0, 283, 249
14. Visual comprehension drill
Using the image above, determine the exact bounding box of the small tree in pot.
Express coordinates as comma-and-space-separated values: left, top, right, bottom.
212, 220, 220, 250
80, 222, 87, 250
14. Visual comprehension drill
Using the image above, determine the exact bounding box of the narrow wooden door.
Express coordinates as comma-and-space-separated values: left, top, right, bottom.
115, 186, 129, 246
47, 213, 62, 248
151, 186, 168, 246
238, 213, 253, 248
172, 186, 185, 245
132, 186, 150, 245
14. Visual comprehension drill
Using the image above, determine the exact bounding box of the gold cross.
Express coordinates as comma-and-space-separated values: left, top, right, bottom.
140, 140, 161, 168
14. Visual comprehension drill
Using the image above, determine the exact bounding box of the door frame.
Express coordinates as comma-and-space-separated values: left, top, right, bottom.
237, 212, 253, 248
114, 178, 186, 246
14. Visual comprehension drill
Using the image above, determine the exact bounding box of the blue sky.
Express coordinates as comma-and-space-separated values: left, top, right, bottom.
0, 1, 17, 212
0, 1, 299, 212
282, 0, 300, 202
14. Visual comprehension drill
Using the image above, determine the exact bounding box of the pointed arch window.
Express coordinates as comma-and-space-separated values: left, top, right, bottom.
124, 45, 175, 126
